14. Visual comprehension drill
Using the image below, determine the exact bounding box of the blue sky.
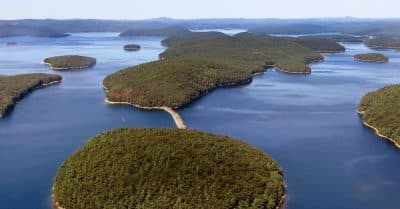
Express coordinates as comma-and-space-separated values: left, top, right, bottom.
1, 0, 399, 19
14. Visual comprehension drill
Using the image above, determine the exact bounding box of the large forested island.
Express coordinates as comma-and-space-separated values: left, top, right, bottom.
43, 55, 96, 70
365, 36, 400, 50
104, 33, 328, 110
53, 128, 284, 209
354, 53, 389, 63
0, 24, 69, 38
0, 73, 62, 118
358, 84, 400, 148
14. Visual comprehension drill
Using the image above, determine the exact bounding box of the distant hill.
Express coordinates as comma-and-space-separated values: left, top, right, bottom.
365, 36, 400, 49
119, 26, 189, 37
0, 24, 68, 38
2, 18, 400, 37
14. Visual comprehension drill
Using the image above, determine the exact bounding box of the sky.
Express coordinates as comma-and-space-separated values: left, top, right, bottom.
0, 0, 399, 20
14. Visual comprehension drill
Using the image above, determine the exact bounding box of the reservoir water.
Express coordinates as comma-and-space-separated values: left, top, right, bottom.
1, 33, 400, 209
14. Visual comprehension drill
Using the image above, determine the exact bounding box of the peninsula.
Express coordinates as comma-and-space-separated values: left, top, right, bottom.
123, 44, 141, 51
0, 24, 69, 38
43, 55, 96, 70
358, 84, 400, 148
53, 128, 285, 209
365, 36, 400, 50
105, 32, 331, 128
0, 73, 62, 118
293, 36, 345, 53
354, 53, 389, 63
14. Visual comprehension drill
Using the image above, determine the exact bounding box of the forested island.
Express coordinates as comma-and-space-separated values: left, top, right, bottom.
123, 44, 141, 51
53, 128, 285, 209
0, 24, 69, 38
0, 73, 62, 118
104, 32, 326, 113
358, 84, 400, 148
43, 55, 96, 70
365, 36, 400, 50
354, 53, 389, 63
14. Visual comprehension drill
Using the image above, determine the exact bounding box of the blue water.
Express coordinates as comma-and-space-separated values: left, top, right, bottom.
181, 44, 400, 209
0, 33, 174, 209
189, 29, 247, 36
1, 33, 400, 209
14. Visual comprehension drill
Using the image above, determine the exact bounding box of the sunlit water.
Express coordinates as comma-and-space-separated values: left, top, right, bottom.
189, 28, 247, 36
1, 33, 400, 209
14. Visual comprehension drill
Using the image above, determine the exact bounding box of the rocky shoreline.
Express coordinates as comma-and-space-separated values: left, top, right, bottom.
0, 78, 61, 118
358, 110, 400, 148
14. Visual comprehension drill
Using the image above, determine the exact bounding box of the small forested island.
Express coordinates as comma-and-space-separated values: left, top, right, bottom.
53, 128, 285, 209
365, 36, 400, 50
0, 73, 62, 118
354, 53, 389, 63
358, 84, 400, 148
123, 44, 141, 51
43, 55, 96, 70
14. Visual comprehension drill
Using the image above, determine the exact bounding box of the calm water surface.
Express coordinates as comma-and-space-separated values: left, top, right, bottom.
181, 43, 400, 209
1, 33, 400, 209
0, 33, 174, 209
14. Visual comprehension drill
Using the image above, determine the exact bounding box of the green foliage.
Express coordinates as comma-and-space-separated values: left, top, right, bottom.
292, 36, 345, 53
161, 31, 226, 47
359, 84, 400, 144
103, 58, 251, 108
0, 73, 62, 117
105, 33, 325, 108
44, 55, 96, 70
354, 53, 389, 62
54, 128, 284, 209
161, 33, 323, 73
365, 36, 400, 49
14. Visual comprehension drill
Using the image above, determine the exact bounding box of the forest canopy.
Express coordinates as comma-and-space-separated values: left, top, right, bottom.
354, 53, 389, 63
53, 128, 285, 209
0, 73, 62, 118
44, 55, 96, 70
359, 84, 400, 145
104, 33, 326, 108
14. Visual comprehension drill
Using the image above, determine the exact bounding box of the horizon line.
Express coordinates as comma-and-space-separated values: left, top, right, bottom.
2, 16, 400, 21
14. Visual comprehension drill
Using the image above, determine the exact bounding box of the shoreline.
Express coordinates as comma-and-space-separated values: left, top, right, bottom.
0, 79, 61, 118
277, 194, 287, 209
42, 62, 95, 71
51, 189, 65, 209
354, 58, 388, 63
105, 98, 187, 129
365, 44, 400, 50
357, 110, 400, 149
274, 66, 311, 74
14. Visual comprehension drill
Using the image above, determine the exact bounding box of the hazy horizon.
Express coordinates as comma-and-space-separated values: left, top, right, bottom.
1, 0, 399, 20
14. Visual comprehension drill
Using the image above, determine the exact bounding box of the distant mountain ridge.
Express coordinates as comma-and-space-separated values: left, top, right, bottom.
2, 18, 400, 37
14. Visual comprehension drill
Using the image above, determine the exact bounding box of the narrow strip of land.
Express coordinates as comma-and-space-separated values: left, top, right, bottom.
105, 99, 187, 129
